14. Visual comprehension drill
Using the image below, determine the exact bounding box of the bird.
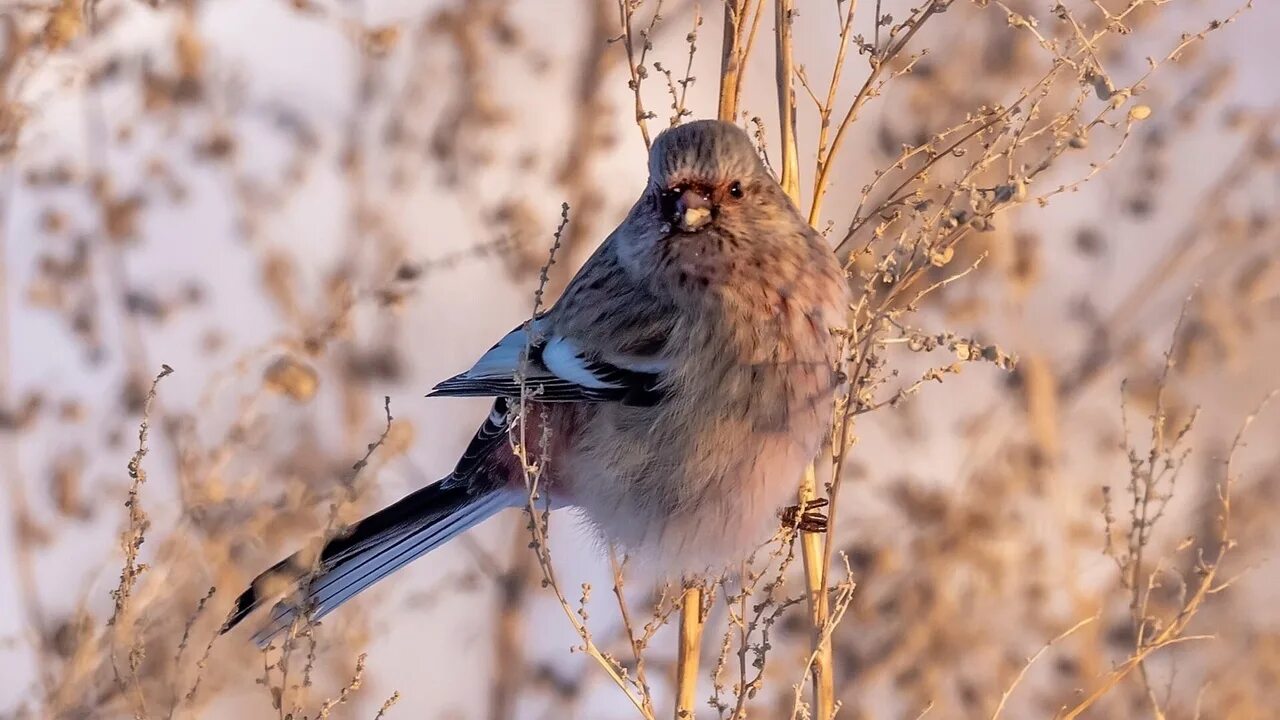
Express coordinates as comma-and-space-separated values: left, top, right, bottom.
225, 119, 850, 644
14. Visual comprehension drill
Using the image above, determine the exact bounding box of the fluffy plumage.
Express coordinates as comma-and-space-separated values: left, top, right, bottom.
227, 119, 849, 643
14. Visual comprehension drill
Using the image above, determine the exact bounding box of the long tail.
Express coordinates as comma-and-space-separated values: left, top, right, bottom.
225, 401, 517, 645
225, 480, 511, 645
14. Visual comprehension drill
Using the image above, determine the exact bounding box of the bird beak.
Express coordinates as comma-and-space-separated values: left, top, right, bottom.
675, 188, 714, 232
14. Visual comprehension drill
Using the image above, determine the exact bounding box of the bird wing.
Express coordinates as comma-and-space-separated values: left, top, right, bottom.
428, 318, 667, 405
430, 242, 675, 406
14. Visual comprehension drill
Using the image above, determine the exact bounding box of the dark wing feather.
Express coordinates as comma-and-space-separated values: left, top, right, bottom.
427, 325, 665, 406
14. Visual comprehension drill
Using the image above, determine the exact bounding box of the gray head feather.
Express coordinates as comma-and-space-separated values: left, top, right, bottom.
648, 120, 764, 187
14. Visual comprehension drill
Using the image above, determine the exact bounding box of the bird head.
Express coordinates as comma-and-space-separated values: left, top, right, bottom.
647, 120, 771, 234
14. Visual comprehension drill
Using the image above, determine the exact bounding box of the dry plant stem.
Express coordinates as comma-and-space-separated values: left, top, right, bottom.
514, 205, 654, 719
773, 0, 799, 200
1062, 112, 1278, 396
610, 548, 658, 717
832, 0, 1229, 255
618, 0, 661, 148
718, 0, 764, 121
718, 540, 803, 718
1061, 392, 1276, 720
718, 1, 744, 121
806, 0, 858, 225
109, 363, 174, 718
990, 614, 1097, 720
1122, 298, 1199, 718
314, 653, 367, 719
374, 691, 401, 720
808, 0, 942, 224
798, 465, 835, 720
515, 462, 652, 718
671, 7, 702, 124
675, 583, 706, 719
775, 8, 835, 712
1060, 636, 1213, 720
267, 396, 395, 718
789, 558, 856, 720
167, 585, 216, 720
852, 24, 1142, 301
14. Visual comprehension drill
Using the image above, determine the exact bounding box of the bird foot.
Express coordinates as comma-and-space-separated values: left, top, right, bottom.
780, 498, 829, 533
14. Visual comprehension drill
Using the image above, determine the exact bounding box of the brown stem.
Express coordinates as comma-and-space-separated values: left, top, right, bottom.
799, 465, 835, 720
609, 548, 658, 717
718, 0, 744, 121
675, 583, 706, 719
809, 2, 940, 224
775, 5, 836, 712
774, 0, 800, 200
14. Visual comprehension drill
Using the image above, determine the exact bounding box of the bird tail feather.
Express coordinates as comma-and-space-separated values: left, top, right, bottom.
224, 479, 513, 646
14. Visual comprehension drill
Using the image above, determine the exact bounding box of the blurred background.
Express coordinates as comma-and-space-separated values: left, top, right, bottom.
1, 0, 1278, 717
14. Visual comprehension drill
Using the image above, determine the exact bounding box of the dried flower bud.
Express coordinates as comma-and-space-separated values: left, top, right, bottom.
264, 356, 319, 402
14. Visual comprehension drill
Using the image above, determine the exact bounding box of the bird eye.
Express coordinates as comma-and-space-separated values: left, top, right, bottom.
659, 186, 682, 221
728, 181, 744, 199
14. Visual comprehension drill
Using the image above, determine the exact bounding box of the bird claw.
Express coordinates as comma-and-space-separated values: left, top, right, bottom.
780, 498, 829, 533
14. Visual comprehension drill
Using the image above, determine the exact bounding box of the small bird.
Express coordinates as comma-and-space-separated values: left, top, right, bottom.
226, 119, 849, 643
